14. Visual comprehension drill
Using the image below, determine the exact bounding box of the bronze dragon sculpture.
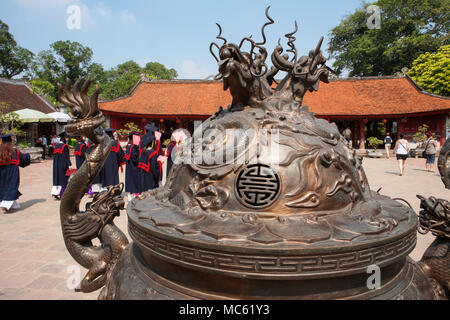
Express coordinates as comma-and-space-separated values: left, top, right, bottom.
58, 78, 128, 293
417, 137, 450, 299
209, 6, 334, 110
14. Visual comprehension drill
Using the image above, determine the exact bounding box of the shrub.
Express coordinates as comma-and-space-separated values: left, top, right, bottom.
367, 137, 383, 150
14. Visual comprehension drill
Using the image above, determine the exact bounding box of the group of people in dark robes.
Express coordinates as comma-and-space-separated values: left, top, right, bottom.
52, 129, 125, 200
0, 134, 31, 213
49, 124, 185, 201
1, 124, 187, 214
124, 124, 163, 200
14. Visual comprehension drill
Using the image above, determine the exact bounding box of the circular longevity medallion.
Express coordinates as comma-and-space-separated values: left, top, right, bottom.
235, 164, 281, 209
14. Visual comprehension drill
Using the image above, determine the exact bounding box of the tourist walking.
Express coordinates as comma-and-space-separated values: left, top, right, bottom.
423, 133, 440, 172
0, 134, 31, 213
51, 132, 72, 199
125, 132, 141, 200
40, 135, 48, 159
384, 133, 393, 159
343, 127, 352, 148
393, 134, 409, 176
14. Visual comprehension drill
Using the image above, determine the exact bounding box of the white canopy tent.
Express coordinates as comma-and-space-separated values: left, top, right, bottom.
47, 112, 71, 135
47, 112, 71, 123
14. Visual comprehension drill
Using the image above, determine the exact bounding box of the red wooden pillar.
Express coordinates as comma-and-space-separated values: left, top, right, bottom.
352, 120, 358, 147
359, 120, 366, 149
438, 115, 446, 146
110, 116, 117, 130
386, 119, 392, 135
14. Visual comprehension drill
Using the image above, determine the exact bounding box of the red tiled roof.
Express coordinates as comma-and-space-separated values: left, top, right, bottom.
100, 81, 231, 117
99, 76, 450, 117
0, 79, 56, 114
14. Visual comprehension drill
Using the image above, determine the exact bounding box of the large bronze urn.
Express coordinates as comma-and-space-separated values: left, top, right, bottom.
57, 7, 449, 300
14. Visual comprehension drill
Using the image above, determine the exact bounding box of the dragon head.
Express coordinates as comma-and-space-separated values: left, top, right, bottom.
57, 77, 105, 141
87, 183, 125, 220
209, 7, 275, 107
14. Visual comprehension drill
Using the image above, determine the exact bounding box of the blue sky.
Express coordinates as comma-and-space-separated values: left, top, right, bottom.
1, 0, 364, 79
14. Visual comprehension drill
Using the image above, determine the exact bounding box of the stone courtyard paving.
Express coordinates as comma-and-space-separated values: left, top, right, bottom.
0, 154, 448, 300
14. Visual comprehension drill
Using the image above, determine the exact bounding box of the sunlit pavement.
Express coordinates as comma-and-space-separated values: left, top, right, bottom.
0, 155, 446, 300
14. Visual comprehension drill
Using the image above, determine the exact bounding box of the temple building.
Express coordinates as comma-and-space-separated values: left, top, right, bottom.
99, 74, 450, 147
0, 78, 57, 144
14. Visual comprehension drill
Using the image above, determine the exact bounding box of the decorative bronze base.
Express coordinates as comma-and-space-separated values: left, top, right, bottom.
99, 191, 440, 300
101, 243, 438, 300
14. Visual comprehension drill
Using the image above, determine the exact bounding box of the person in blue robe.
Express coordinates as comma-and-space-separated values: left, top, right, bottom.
125, 132, 141, 200
0, 134, 31, 213
100, 129, 125, 191
51, 132, 72, 200
143, 124, 163, 156
138, 133, 161, 192
74, 136, 88, 169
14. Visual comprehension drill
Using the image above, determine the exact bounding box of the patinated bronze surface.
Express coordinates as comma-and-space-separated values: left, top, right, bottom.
58, 78, 128, 293
58, 7, 448, 300
417, 137, 450, 299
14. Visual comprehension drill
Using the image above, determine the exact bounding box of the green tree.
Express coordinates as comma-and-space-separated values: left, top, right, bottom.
413, 124, 434, 144
367, 137, 384, 150
408, 45, 450, 96
29, 79, 61, 106
30, 40, 94, 98
0, 102, 25, 136
98, 60, 178, 100
143, 62, 178, 80
116, 122, 143, 139
328, 0, 449, 76
87, 63, 106, 85
0, 19, 34, 78
99, 61, 141, 100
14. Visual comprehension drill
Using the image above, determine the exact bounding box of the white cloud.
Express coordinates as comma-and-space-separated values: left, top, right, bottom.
14, 0, 92, 27
120, 9, 136, 22
94, 2, 112, 19
13, 1, 136, 27
15, 0, 74, 10
181, 60, 212, 79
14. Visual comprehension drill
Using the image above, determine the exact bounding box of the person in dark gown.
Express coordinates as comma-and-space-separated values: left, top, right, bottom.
51, 132, 72, 200
125, 132, 141, 200
0, 134, 31, 213
100, 129, 125, 191
74, 136, 88, 169
138, 133, 161, 192
143, 124, 163, 156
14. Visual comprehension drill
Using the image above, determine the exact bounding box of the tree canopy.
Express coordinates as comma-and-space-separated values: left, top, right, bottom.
408, 45, 450, 96
30, 40, 94, 93
98, 61, 178, 100
328, 0, 450, 76
0, 19, 34, 78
